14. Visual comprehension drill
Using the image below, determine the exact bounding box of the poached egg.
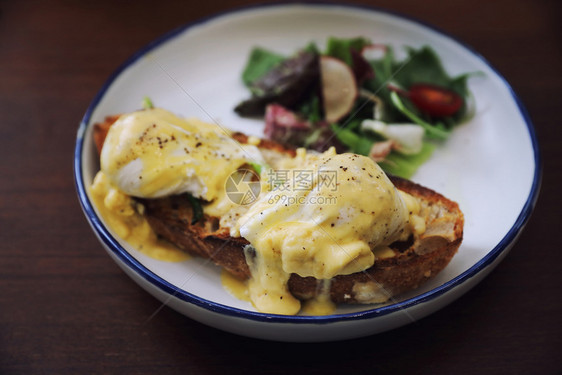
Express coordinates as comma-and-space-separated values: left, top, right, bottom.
100, 108, 264, 208
232, 152, 420, 315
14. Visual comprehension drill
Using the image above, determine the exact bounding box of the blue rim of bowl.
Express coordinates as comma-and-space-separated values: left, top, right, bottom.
74, 2, 541, 324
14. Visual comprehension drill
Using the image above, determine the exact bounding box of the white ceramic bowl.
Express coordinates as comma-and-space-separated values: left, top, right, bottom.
74, 3, 540, 342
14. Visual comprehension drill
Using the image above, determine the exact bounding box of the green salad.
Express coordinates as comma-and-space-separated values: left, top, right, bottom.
234, 37, 476, 178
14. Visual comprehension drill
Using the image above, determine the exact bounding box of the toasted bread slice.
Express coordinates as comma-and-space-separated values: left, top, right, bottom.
139, 174, 463, 304
94, 116, 464, 305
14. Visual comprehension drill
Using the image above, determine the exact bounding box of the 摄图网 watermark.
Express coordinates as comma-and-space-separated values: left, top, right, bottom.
225, 168, 339, 205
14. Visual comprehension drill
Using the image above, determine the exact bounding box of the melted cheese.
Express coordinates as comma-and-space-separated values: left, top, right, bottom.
89, 171, 187, 262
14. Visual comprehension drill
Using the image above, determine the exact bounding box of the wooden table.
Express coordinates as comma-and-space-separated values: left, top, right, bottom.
1, 0, 560, 373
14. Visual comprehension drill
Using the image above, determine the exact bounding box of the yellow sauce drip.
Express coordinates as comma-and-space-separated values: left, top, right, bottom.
301, 280, 336, 316
220, 270, 251, 302
221, 270, 337, 315
232, 153, 415, 315
89, 171, 188, 262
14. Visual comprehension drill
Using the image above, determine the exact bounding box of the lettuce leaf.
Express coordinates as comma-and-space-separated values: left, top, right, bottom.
330, 124, 377, 156
235, 51, 320, 116
392, 46, 453, 89
185, 194, 203, 225
236, 41, 476, 179
379, 142, 436, 179
390, 91, 451, 140
241, 47, 285, 87
364, 45, 475, 125
325, 37, 372, 66
332, 122, 436, 179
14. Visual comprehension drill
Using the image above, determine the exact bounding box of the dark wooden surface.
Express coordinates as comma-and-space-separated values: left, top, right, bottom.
1, 0, 560, 373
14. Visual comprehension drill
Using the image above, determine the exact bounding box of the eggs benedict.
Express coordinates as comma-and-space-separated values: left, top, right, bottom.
90, 107, 463, 316
100, 108, 264, 214
232, 152, 423, 314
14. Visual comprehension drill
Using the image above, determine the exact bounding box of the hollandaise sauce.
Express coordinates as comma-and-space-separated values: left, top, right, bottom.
232, 153, 419, 315
92, 107, 427, 316
301, 279, 337, 316
100, 108, 265, 216
89, 171, 188, 262
220, 269, 251, 302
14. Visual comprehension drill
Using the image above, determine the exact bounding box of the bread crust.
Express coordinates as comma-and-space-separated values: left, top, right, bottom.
140, 175, 463, 304
95, 115, 464, 304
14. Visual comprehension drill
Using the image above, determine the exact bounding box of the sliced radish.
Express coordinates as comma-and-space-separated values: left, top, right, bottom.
320, 56, 358, 123
359, 89, 385, 120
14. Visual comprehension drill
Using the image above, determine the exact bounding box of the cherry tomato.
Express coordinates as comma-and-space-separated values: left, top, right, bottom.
408, 83, 463, 117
